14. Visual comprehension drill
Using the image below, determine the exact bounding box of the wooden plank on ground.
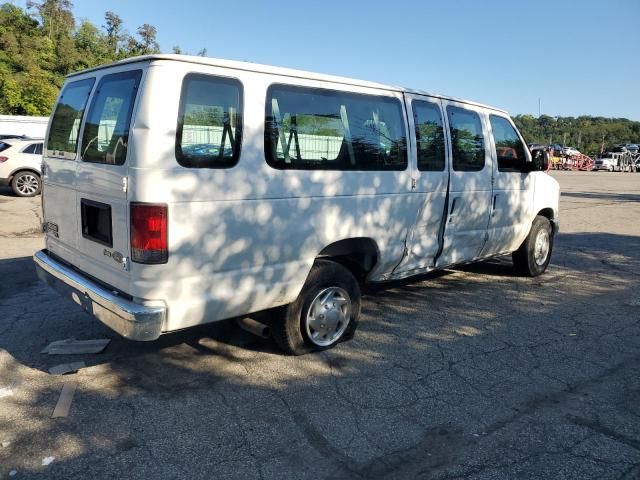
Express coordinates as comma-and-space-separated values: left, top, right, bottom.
49, 362, 86, 375
42, 339, 110, 355
52, 382, 77, 418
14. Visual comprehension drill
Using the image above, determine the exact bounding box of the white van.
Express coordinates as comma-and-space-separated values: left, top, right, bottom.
34, 55, 559, 354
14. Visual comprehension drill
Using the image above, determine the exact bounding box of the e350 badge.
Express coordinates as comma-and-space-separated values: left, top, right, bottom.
103, 249, 124, 264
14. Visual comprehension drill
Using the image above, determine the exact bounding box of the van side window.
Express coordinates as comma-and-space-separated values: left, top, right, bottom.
489, 115, 528, 172
81, 70, 142, 165
413, 100, 445, 171
176, 74, 243, 168
265, 85, 407, 171
47, 78, 95, 159
447, 106, 485, 171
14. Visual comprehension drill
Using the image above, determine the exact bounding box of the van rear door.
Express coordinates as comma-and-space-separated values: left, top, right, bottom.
44, 68, 143, 292
74, 69, 142, 287
43, 77, 95, 253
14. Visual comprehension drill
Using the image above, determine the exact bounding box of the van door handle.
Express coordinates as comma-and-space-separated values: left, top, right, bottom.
449, 198, 459, 223
492, 194, 498, 213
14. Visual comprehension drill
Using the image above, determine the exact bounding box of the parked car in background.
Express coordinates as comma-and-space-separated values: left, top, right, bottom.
0, 138, 44, 196
550, 144, 563, 156
562, 146, 580, 156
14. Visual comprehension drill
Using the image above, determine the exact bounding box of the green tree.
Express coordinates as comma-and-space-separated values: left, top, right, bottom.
0, 2, 163, 115
103, 10, 123, 57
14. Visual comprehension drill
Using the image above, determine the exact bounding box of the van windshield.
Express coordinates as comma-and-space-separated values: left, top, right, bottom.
81, 70, 142, 165
47, 78, 95, 159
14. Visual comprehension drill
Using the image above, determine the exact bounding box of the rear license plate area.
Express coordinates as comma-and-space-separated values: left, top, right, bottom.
81, 199, 113, 247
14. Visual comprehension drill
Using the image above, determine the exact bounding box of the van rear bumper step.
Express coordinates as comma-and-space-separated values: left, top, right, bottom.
33, 250, 165, 341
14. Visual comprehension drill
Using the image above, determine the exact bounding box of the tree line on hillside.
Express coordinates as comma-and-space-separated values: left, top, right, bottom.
513, 115, 640, 155
0, 0, 199, 116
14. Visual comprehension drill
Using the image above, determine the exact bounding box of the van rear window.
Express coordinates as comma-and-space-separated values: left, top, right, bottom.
265, 85, 407, 171
175, 74, 243, 169
81, 70, 142, 165
47, 78, 95, 159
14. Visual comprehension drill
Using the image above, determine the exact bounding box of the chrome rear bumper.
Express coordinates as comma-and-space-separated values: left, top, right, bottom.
33, 250, 165, 341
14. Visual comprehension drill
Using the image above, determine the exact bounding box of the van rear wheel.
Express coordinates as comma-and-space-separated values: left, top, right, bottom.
512, 215, 553, 277
272, 259, 361, 355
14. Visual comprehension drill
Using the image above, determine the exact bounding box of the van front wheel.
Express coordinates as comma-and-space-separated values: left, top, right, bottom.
272, 260, 361, 355
512, 215, 553, 277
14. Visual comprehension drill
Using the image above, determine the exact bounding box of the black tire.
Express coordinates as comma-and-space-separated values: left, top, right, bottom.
272, 259, 361, 355
11, 171, 41, 197
512, 215, 554, 277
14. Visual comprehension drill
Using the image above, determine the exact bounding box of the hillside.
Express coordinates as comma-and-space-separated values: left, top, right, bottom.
513, 115, 640, 155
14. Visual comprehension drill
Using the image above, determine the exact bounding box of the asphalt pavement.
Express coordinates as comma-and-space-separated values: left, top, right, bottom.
0, 172, 639, 479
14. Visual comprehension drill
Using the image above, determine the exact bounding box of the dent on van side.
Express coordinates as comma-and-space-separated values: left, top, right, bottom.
34, 54, 560, 355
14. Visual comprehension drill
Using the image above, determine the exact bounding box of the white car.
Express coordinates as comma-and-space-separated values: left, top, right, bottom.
562, 147, 580, 156
34, 55, 560, 355
0, 138, 44, 196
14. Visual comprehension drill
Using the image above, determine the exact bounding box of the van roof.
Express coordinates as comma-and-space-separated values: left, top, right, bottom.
67, 54, 508, 114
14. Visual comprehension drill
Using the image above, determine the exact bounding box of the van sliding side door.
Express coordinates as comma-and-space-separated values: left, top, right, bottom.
393, 94, 450, 274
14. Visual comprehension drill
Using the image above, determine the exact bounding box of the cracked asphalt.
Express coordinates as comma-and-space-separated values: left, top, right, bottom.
1, 171, 639, 479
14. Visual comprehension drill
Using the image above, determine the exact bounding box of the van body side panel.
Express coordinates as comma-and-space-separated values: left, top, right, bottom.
128, 61, 416, 331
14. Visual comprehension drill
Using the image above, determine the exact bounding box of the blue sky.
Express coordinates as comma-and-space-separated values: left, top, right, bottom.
15, 0, 640, 119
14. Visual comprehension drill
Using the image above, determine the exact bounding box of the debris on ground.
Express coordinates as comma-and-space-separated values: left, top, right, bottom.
0, 386, 14, 398
52, 382, 77, 418
49, 362, 86, 376
42, 456, 55, 466
9, 470, 17, 477
1, 440, 10, 448
41, 339, 110, 355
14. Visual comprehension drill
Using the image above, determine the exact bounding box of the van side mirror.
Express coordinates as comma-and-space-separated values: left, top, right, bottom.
528, 147, 550, 172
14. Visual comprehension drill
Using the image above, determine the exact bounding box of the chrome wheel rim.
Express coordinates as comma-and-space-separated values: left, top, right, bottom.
305, 287, 351, 347
534, 229, 550, 266
16, 174, 38, 195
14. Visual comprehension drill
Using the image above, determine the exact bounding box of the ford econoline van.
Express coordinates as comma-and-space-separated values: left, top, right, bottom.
34, 55, 559, 354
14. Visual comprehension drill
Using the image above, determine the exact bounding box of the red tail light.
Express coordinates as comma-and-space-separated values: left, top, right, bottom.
130, 203, 168, 264
0, 156, 8, 163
